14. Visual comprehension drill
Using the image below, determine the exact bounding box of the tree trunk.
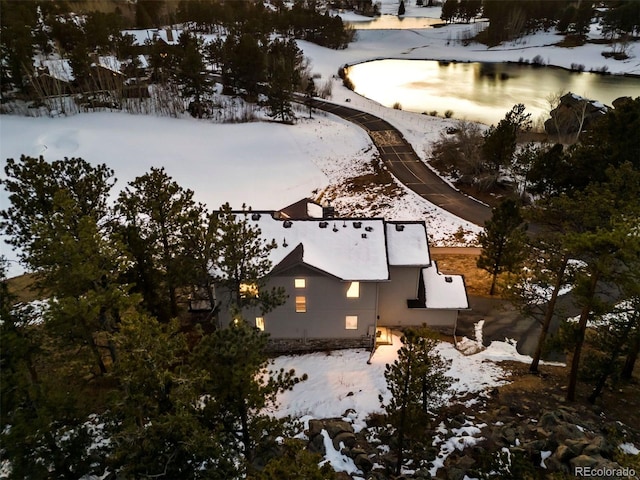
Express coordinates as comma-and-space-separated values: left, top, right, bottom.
621, 331, 640, 380
566, 273, 599, 402
530, 255, 568, 373
489, 271, 498, 296
396, 361, 412, 476
239, 399, 253, 462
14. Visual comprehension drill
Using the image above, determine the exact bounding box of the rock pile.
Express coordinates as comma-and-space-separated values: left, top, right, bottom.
306, 418, 376, 475
445, 406, 633, 479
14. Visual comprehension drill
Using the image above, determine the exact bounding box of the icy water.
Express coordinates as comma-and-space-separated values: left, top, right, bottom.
347, 59, 640, 125
346, 15, 443, 30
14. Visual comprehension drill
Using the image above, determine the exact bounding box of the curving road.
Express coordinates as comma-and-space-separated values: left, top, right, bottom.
310, 98, 492, 226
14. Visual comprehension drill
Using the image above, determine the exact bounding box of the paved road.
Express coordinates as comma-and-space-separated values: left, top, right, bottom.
310, 99, 492, 226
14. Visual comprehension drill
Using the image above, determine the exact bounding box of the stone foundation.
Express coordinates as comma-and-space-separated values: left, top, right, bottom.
266, 336, 374, 354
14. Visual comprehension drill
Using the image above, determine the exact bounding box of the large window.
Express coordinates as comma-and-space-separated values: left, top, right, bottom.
345, 315, 358, 330
255, 317, 265, 331
346, 281, 360, 298
295, 278, 306, 288
295, 296, 307, 313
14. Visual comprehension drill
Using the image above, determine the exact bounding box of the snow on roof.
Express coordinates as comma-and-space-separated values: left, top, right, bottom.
385, 221, 430, 266
307, 202, 324, 218
136, 54, 149, 69
40, 59, 74, 82
94, 56, 122, 72
122, 28, 183, 46
422, 261, 468, 309
247, 213, 389, 281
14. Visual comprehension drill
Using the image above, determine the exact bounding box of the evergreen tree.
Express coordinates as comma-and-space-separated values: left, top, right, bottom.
108, 313, 237, 479
304, 78, 317, 119
222, 33, 266, 97
398, 0, 406, 16
441, 0, 459, 23
0, 0, 37, 93
116, 167, 204, 321
562, 164, 640, 402
175, 30, 214, 117
265, 38, 303, 123
477, 199, 527, 296
381, 328, 452, 476
482, 103, 532, 177
0, 259, 109, 479
253, 439, 336, 479
212, 203, 286, 318
1, 156, 126, 374
194, 319, 306, 466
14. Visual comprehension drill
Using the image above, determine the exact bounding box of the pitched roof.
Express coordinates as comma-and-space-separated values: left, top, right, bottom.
422, 262, 469, 309
247, 213, 389, 281
385, 221, 430, 266
277, 198, 325, 219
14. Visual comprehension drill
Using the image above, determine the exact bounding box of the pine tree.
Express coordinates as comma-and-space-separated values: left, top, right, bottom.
175, 30, 214, 117
194, 319, 306, 466
559, 164, 640, 402
381, 328, 451, 475
266, 38, 303, 124
212, 203, 286, 319
477, 199, 527, 296
304, 78, 317, 119
0, 259, 109, 479
482, 103, 532, 176
108, 314, 237, 479
1, 156, 128, 374
116, 167, 204, 321
398, 0, 406, 16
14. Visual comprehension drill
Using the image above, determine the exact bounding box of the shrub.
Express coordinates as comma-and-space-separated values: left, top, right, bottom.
531, 55, 545, 66
444, 109, 454, 118
570, 63, 585, 72
318, 79, 332, 99
429, 110, 438, 116
393, 102, 402, 110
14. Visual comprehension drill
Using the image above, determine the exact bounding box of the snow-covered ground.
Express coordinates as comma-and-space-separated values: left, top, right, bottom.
268, 332, 571, 477
2, 1, 638, 277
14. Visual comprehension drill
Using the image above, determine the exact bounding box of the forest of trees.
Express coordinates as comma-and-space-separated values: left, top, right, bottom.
0, 157, 320, 478
0, 0, 352, 120
470, 97, 640, 404
440, 0, 640, 45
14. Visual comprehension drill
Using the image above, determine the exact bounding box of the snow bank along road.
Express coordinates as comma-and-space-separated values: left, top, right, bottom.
309, 98, 492, 226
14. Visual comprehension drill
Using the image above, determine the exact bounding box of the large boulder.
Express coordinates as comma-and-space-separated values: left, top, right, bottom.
544, 92, 609, 136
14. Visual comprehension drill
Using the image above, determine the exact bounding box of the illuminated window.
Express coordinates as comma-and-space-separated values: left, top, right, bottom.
295, 278, 306, 288
295, 296, 307, 313
256, 317, 265, 331
345, 315, 358, 330
240, 282, 258, 298
346, 281, 360, 298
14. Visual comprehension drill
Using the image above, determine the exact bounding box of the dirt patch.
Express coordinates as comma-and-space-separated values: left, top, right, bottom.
431, 252, 498, 298
6, 272, 42, 303
477, 360, 640, 442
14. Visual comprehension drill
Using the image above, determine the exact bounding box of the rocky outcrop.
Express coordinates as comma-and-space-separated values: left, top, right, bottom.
446, 406, 631, 478
544, 92, 609, 136
306, 418, 377, 476
302, 405, 637, 479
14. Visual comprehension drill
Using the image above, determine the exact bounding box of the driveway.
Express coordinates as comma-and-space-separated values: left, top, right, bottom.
310, 99, 492, 226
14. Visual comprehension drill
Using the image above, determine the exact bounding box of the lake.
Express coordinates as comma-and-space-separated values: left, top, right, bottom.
346, 59, 640, 125
346, 15, 443, 30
